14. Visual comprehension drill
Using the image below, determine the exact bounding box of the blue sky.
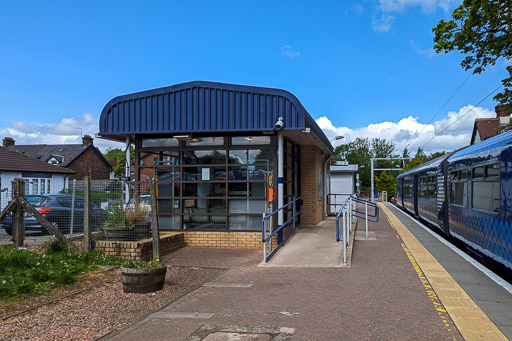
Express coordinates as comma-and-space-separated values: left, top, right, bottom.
0, 0, 509, 153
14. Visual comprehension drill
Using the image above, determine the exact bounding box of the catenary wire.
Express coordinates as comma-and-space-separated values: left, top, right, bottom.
421, 83, 503, 149
405, 73, 472, 151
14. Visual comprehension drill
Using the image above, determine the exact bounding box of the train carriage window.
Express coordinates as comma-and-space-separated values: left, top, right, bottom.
472, 163, 500, 213
428, 176, 436, 197
450, 169, 467, 206
473, 166, 484, 179
420, 176, 427, 198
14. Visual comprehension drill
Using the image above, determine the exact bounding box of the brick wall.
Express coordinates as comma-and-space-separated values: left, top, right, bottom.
68, 147, 111, 180
183, 231, 261, 249
73, 232, 186, 261
300, 146, 325, 225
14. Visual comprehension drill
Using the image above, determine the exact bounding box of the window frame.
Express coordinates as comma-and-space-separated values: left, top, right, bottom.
471, 162, 500, 214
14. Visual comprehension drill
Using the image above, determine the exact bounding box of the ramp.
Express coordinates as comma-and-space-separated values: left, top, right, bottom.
261, 218, 355, 267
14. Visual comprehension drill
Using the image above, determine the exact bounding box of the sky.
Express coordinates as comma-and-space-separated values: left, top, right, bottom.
0, 0, 509, 155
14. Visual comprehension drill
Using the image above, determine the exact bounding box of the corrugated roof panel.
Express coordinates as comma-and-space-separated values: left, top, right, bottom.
98, 81, 333, 151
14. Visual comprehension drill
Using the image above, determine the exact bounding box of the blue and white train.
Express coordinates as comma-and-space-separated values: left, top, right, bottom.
396, 130, 512, 272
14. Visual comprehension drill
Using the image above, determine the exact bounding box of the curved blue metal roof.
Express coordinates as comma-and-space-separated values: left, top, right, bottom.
99, 81, 332, 150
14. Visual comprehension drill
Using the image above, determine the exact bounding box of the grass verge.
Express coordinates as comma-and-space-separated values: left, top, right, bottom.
0, 240, 123, 303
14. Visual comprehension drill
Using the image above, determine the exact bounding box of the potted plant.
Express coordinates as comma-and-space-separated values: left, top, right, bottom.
102, 205, 134, 240
120, 260, 167, 293
125, 203, 152, 240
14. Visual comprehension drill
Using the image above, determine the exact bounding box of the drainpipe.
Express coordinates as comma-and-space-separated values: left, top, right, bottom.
125, 136, 131, 206
277, 131, 284, 227
323, 156, 330, 220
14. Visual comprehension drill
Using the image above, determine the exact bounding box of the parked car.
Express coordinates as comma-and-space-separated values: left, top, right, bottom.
1, 194, 109, 235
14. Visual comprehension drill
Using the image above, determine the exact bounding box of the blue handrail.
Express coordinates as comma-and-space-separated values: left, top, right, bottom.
335, 196, 351, 243
351, 197, 379, 222
262, 196, 301, 243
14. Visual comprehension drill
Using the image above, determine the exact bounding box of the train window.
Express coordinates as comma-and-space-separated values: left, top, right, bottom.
473, 166, 484, 179
450, 169, 467, 206
420, 176, 427, 198
486, 164, 499, 177
472, 163, 500, 213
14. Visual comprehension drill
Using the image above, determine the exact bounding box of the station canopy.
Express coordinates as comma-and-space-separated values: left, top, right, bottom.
99, 81, 334, 153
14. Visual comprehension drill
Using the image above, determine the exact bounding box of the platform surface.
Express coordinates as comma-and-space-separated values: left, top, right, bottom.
105, 203, 511, 340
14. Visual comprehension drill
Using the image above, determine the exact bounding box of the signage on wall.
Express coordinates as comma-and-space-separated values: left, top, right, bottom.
267, 171, 274, 189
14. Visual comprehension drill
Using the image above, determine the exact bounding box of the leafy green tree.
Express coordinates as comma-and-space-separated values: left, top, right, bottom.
375, 170, 395, 201
103, 147, 124, 161
433, 1, 512, 104
334, 137, 397, 190
402, 147, 410, 159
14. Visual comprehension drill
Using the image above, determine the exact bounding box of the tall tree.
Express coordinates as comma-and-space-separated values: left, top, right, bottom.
375, 170, 395, 201
433, 1, 512, 104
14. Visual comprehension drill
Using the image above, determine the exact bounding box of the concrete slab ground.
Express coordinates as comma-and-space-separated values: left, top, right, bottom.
106, 208, 475, 340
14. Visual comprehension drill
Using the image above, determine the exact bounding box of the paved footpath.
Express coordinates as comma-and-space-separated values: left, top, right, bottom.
106, 203, 507, 340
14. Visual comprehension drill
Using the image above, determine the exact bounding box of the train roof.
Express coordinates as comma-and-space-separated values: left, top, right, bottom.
448, 129, 512, 162
397, 154, 450, 179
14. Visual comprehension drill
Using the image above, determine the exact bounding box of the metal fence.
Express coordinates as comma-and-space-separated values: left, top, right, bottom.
0, 179, 155, 246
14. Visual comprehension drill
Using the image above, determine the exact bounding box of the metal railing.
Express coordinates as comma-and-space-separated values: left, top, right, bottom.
261, 196, 301, 263
327, 193, 353, 215
336, 194, 379, 264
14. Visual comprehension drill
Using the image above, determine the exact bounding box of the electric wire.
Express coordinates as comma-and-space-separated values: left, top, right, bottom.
405, 73, 473, 151
421, 83, 504, 149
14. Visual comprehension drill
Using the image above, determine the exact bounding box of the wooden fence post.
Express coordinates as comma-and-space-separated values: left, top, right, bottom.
12, 178, 25, 247
83, 176, 92, 252
150, 179, 161, 263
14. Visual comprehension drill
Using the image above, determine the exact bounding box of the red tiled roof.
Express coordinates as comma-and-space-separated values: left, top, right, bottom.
475, 118, 500, 141
0, 147, 74, 174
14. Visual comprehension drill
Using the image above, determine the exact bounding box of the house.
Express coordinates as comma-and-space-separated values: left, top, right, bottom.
0, 146, 74, 210
3, 135, 113, 181
470, 105, 510, 145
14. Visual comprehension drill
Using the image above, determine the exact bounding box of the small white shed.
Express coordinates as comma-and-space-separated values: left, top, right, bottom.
329, 161, 358, 215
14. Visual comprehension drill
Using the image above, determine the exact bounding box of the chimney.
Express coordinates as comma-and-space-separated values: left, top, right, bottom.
496, 105, 511, 127
2, 137, 15, 148
82, 134, 93, 146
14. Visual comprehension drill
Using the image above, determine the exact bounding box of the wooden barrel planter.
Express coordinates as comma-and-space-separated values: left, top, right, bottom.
121, 264, 167, 293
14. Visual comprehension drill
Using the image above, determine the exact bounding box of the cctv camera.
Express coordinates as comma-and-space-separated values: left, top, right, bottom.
274, 117, 284, 130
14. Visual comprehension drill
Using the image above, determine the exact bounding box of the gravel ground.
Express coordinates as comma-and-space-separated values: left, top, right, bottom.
0, 266, 225, 341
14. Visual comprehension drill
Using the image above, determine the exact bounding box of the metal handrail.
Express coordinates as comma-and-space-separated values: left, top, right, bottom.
336, 194, 380, 264
351, 197, 379, 222
261, 196, 302, 263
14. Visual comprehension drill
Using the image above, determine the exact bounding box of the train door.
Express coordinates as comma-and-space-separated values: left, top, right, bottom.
414, 174, 418, 215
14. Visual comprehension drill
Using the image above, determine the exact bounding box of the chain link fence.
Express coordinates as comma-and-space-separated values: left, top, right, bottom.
0, 179, 155, 246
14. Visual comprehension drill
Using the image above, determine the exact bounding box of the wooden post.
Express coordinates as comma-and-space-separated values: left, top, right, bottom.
150, 179, 161, 263
12, 178, 25, 247
83, 176, 92, 252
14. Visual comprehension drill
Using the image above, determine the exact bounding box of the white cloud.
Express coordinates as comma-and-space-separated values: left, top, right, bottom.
0, 114, 124, 152
372, 14, 395, 33
316, 105, 495, 154
372, 0, 458, 32
378, 0, 457, 13
281, 45, 301, 58
410, 40, 436, 58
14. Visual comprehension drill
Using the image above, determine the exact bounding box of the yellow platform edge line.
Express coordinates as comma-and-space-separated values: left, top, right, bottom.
378, 203, 507, 341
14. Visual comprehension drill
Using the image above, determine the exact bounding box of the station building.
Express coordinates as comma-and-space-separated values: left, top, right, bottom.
98, 81, 335, 248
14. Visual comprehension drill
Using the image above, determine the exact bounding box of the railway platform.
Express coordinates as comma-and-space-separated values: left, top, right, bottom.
106, 203, 511, 340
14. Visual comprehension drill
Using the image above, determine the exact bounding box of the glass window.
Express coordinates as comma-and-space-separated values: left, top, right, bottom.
450, 169, 467, 206
228, 183, 265, 197
228, 166, 267, 180
228, 216, 261, 230
47, 180, 51, 194
229, 199, 265, 214
184, 150, 226, 164
229, 149, 272, 164
486, 163, 499, 177
473, 166, 484, 179
141, 138, 179, 148
33, 179, 38, 195
184, 183, 226, 197
231, 136, 271, 145
472, 180, 500, 212
186, 137, 224, 146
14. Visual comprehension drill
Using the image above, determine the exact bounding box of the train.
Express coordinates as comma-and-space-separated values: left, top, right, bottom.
396, 129, 512, 272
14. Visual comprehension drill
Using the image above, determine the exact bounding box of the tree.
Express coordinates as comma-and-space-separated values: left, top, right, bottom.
402, 147, 410, 159
433, 1, 512, 104
334, 137, 397, 189
375, 170, 395, 201
103, 147, 124, 161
